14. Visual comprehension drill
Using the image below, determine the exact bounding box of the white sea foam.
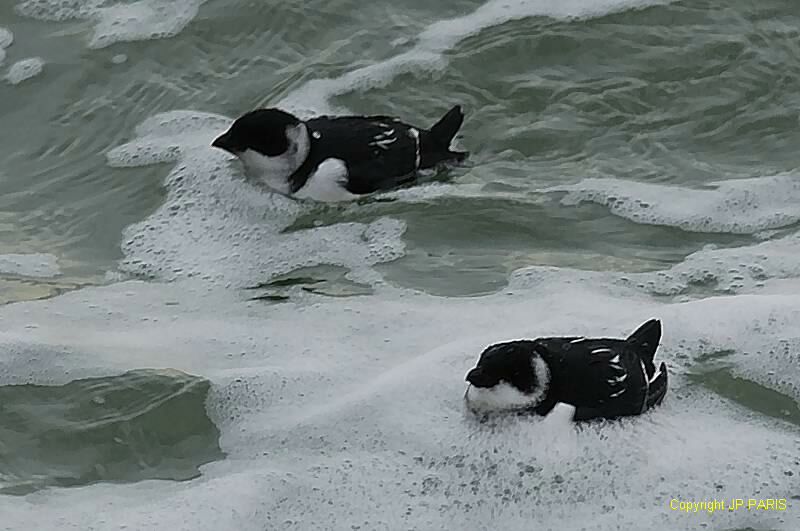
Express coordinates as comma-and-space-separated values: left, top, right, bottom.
5, 56, 44, 84
0, 253, 60, 278
0, 27, 14, 50
14, 0, 206, 49
375, 180, 543, 205
279, 0, 673, 116
0, 27, 13, 65
0, 271, 797, 530
510, 230, 800, 299
107, 111, 405, 287
0, 28, 12, 49
545, 174, 800, 234
636, 233, 800, 295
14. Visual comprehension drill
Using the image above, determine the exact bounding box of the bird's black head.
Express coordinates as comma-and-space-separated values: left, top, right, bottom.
212, 108, 301, 156
466, 341, 542, 395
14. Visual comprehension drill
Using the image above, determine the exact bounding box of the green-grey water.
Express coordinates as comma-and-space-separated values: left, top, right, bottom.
1, 0, 799, 529
0, 370, 222, 495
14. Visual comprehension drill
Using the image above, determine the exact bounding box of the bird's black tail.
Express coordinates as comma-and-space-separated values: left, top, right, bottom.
430, 105, 464, 147
419, 105, 468, 168
645, 362, 668, 410
625, 319, 661, 377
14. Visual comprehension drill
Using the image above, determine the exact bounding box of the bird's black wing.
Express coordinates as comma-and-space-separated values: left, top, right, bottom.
540, 338, 649, 419
305, 116, 419, 195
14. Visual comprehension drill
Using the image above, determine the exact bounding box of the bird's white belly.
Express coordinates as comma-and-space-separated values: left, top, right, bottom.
293, 158, 359, 202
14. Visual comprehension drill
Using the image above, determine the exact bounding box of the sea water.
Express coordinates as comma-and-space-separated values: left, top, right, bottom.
0, 0, 798, 529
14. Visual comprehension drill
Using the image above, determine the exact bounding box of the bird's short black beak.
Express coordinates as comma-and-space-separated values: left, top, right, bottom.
212, 133, 235, 153
466, 367, 492, 388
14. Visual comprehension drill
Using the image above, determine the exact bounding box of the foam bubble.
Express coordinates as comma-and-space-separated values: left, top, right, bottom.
637, 234, 800, 295
14, 0, 104, 21
0, 26, 15, 67
0, 253, 60, 278
510, 231, 800, 300
0, 27, 13, 50
545, 174, 800, 234
107, 110, 231, 167
15, 0, 206, 49
5, 57, 44, 84
375, 181, 542, 205
108, 111, 406, 288
90, 0, 205, 49
279, 0, 673, 115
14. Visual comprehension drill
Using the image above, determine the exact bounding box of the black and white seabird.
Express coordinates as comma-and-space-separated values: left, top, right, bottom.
464, 319, 668, 421
211, 106, 468, 202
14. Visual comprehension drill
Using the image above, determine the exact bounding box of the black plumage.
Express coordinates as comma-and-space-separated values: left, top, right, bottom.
465, 319, 668, 422
211, 105, 467, 201
290, 106, 467, 194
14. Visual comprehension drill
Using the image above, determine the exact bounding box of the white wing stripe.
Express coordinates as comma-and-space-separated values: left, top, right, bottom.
607, 373, 627, 384
639, 360, 649, 413
409, 128, 420, 169
648, 365, 662, 384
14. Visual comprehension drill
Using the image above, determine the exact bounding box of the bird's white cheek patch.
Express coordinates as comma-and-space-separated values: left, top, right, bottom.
238, 149, 294, 195
465, 383, 539, 413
